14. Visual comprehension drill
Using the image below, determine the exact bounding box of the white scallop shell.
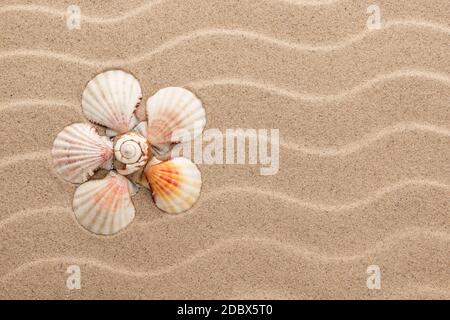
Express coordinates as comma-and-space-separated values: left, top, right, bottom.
52, 123, 113, 184
144, 157, 202, 214
73, 171, 135, 235
82, 70, 142, 134
146, 87, 206, 145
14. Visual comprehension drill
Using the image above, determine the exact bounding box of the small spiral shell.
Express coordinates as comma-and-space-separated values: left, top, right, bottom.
113, 132, 150, 175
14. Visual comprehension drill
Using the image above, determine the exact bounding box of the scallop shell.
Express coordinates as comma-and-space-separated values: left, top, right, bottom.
146, 87, 206, 145
113, 132, 150, 175
144, 157, 202, 213
52, 123, 113, 184
82, 70, 142, 134
73, 171, 135, 235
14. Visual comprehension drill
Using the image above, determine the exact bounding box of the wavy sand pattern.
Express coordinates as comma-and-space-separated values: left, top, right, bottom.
0, 0, 449, 299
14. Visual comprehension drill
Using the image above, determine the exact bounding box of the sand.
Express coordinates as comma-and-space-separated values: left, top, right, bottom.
0, 0, 449, 299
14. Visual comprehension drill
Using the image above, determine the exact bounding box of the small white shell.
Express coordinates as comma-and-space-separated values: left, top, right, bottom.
133, 121, 148, 138
146, 87, 206, 145
82, 70, 142, 134
52, 123, 113, 184
113, 132, 150, 175
144, 157, 202, 214
73, 171, 135, 235
106, 128, 118, 138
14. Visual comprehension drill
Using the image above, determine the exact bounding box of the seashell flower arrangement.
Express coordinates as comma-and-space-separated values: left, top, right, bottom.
52, 70, 206, 235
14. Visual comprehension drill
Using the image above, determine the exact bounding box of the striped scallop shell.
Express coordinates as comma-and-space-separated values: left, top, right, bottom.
73, 171, 135, 235
52, 123, 113, 184
82, 70, 142, 134
146, 87, 206, 146
144, 157, 202, 213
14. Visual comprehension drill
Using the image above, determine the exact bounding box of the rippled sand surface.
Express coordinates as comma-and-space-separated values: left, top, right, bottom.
0, 0, 449, 299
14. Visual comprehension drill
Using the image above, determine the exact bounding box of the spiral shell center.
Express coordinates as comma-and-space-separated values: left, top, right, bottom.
120, 141, 140, 161
114, 133, 148, 165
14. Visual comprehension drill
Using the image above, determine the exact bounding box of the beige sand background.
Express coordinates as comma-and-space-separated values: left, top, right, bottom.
0, 0, 449, 299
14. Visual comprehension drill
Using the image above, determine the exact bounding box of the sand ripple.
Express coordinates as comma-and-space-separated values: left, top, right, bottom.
1, 22, 450, 66
0, 0, 449, 299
